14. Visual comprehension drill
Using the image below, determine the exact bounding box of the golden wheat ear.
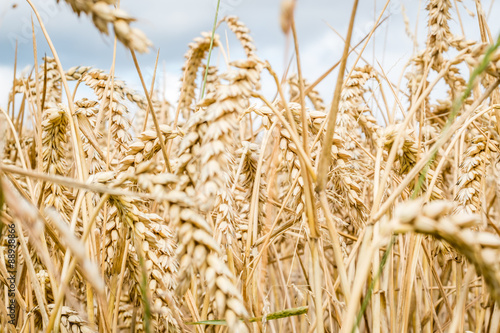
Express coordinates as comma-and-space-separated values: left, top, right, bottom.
57, 0, 152, 53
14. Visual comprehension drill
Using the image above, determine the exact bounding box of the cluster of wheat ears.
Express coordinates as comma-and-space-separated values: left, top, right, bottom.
1, 0, 500, 332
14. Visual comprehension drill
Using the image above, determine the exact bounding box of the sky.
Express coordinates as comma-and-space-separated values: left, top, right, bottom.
1, 0, 500, 111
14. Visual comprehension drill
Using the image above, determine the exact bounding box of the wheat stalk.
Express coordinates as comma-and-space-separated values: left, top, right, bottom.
3, 2, 500, 332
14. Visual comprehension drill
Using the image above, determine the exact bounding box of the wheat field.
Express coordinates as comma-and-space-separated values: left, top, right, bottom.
1, 0, 500, 332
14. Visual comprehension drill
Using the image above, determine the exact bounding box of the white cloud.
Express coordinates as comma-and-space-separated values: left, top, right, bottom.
0, 66, 13, 108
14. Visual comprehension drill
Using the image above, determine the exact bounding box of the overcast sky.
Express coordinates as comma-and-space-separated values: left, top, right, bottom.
1, 0, 500, 109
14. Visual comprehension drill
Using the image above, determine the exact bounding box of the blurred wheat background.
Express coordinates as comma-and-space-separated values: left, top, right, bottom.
1, 0, 500, 332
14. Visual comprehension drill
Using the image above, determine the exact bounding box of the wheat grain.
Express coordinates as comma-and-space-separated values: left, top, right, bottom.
178, 33, 221, 120
40, 103, 72, 221
35, 304, 97, 333
119, 125, 177, 173
454, 133, 498, 214
426, 0, 452, 70
74, 98, 105, 174
223, 16, 257, 58
288, 74, 326, 112
387, 199, 500, 303
57, 0, 152, 52
196, 58, 262, 211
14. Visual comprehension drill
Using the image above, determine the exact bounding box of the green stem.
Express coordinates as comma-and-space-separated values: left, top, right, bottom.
186, 306, 308, 326
352, 236, 395, 333
137, 237, 151, 333
201, 0, 221, 99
